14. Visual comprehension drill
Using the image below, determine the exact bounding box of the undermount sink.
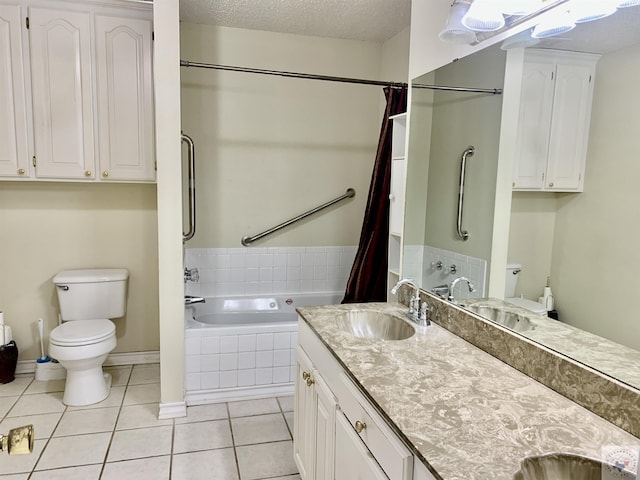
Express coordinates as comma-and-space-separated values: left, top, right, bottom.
465, 304, 535, 332
335, 310, 415, 341
514, 453, 637, 480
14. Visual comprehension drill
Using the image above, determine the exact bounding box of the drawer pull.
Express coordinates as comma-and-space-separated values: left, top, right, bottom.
302, 371, 310, 380
306, 377, 314, 387
354, 420, 366, 433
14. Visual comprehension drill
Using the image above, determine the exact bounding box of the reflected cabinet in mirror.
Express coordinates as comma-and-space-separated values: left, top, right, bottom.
402, 7, 640, 391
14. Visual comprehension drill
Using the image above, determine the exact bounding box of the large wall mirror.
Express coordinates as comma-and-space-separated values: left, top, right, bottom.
403, 6, 640, 391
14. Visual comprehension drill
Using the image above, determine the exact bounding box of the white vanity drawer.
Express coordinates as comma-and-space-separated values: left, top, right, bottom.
337, 372, 413, 480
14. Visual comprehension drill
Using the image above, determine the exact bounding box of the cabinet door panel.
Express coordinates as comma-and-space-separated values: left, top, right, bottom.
95, 15, 154, 181
0, 5, 29, 178
546, 62, 594, 191
294, 346, 316, 479
335, 412, 389, 480
314, 374, 336, 480
513, 61, 554, 189
29, 8, 94, 179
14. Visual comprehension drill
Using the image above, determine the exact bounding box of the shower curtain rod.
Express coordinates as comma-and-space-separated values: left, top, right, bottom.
179, 60, 503, 95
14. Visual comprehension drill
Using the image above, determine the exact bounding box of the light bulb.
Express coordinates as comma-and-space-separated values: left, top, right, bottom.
439, 0, 478, 44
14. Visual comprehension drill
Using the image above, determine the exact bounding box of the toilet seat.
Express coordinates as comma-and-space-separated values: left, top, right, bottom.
50, 319, 115, 347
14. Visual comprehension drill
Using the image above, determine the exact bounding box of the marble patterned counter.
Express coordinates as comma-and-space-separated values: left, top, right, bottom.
297, 302, 640, 480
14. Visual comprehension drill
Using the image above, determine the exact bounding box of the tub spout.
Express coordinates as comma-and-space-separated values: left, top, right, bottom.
185, 295, 206, 305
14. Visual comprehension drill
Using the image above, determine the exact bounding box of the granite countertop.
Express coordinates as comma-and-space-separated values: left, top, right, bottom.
297, 302, 640, 480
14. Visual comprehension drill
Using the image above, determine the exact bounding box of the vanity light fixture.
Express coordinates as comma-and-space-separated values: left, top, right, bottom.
438, 0, 478, 44
500, 27, 540, 49
571, 0, 617, 23
461, 0, 506, 31
500, 0, 544, 16
531, 8, 575, 38
617, 0, 640, 6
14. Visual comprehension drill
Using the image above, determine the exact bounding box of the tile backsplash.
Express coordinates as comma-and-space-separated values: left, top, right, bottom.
184, 246, 357, 297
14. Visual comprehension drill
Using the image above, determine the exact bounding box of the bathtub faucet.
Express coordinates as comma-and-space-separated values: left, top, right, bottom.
184, 295, 206, 305
184, 267, 199, 283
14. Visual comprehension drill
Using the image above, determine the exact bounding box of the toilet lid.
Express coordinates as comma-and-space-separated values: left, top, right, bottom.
505, 297, 547, 314
50, 319, 115, 347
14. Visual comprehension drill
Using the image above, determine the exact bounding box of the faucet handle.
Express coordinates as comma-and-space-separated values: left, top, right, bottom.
409, 295, 417, 314
418, 302, 431, 326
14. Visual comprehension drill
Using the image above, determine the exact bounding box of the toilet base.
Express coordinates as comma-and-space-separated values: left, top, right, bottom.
62, 367, 112, 406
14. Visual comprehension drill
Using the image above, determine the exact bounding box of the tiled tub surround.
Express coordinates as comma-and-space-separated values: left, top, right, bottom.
397, 287, 640, 439
403, 244, 487, 298
184, 246, 357, 297
185, 293, 343, 404
297, 303, 640, 480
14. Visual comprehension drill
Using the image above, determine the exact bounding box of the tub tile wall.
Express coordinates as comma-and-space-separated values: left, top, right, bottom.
185, 246, 357, 297
185, 328, 298, 393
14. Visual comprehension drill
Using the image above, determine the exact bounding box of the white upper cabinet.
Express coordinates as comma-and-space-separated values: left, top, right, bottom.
95, 14, 154, 181
0, 5, 30, 178
513, 49, 599, 192
1, 0, 154, 183
29, 7, 95, 179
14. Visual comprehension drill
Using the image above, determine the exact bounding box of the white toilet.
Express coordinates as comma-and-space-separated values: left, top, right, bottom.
49, 268, 129, 406
505, 263, 547, 315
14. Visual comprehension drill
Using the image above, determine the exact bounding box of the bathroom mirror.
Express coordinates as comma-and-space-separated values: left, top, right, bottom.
402, 6, 640, 391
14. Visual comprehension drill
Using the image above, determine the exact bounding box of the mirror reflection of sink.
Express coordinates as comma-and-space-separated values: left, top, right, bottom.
335, 310, 415, 341
465, 305, 535, 332
514, 453, 637, 480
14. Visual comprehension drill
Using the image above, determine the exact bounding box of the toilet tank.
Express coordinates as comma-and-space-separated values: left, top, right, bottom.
53, 269, 129, 321
505, 263, 522, 298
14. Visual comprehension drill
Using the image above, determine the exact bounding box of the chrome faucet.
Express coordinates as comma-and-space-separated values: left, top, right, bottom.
448, 277, 476, 304
391, 278, 430, 326
184, 267, 199, 283
184, 295, 206, 305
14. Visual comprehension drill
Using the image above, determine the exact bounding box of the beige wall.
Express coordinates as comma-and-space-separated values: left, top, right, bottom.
0, 182, 159, 361
180, 23, 390, 249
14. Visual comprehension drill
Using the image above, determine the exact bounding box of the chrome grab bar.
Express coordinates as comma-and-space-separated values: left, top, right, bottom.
456, 146, 475, 241
182, 133, 196, 242
241, 188, 355, 246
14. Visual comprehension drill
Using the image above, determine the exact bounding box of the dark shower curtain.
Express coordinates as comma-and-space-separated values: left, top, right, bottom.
342, 86, 408, 303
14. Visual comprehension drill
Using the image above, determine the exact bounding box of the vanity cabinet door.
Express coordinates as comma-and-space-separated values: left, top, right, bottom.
313, 372, 336, 480
29, 7, 95, 179
95, 14, 155, 182
0, 5, 30, 179
294, 346, 316, 479
334, 412, 389, 480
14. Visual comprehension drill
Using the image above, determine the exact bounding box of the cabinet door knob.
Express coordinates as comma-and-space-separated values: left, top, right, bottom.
354, 420, 366, 433
306, 377, 314, 387
388, 193, 395, 201
85, 170, 92, 177
102, 171, 109, 178
302, 371, 310, 381
17, 168, 25, 175
548, 182, 554, 187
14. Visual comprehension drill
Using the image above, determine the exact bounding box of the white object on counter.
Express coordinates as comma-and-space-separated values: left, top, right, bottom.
543, 286, 554, 311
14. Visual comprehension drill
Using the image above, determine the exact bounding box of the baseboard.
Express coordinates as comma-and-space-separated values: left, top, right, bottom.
186, 383, 294, 405
16, 350, 160, 375
159, 401, 187, 419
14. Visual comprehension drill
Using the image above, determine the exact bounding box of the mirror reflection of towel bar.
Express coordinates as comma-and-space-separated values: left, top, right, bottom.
456, 146, 475, 241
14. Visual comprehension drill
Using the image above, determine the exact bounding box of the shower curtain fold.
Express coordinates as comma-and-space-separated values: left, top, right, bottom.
342, 86, 407, 304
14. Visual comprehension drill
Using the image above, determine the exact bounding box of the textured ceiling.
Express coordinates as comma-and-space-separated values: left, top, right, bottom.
179, 0, 412, 42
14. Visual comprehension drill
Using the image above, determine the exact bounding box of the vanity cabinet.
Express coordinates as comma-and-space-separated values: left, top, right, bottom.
512, 49, 599, 192
0, 0, 154, 182
295, 318, 424, 480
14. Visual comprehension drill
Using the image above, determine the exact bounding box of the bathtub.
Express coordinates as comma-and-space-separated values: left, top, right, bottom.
184, 292, 343, 405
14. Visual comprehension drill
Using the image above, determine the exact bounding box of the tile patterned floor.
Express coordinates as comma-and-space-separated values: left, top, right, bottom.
0, 364, 300, 480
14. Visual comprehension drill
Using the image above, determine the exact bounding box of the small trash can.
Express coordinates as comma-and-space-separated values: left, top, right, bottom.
0, 341, 18, 384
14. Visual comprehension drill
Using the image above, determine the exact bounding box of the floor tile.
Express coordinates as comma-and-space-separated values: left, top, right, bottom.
66, 386, 125, 411
116, 403, 172, 430
101, 455, 171, 480
175, 403, 228, 424
107, 425, 172, 462
284, 411, 294, 433
172, 448, 239, 480
129, 364, 160, 385
173, 419, 233, 454
35, 432, 111, 470
7, 392, 65, 417
104, 366, 132, 387
277, 395, 294, 412
228, 398, 280, 417
0, 396, 18, 418
24, 378, 66, 395
0, 376, 32, 397
0, 412, 63, 440
29, 464, 102, 480
232, 413, 291, 446
0, 474, 29, 479
236, 440, 298, 480
53, 407, 119, 437
122, 383, 160, 406
0, 439, 45, 475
